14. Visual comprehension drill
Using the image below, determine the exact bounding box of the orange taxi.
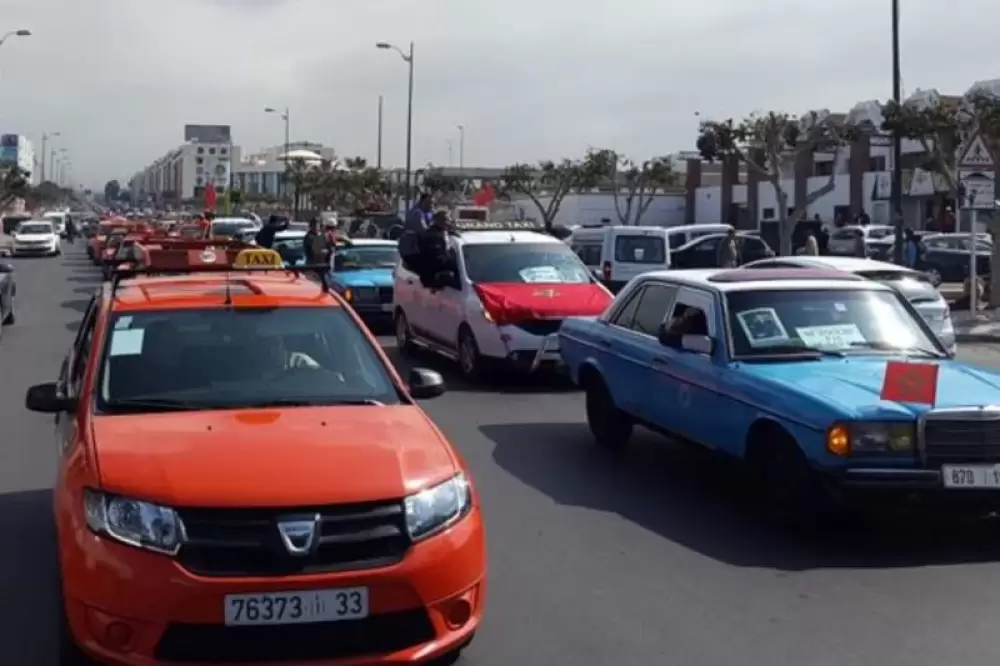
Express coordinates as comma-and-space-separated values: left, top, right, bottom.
26, 246, 486, 665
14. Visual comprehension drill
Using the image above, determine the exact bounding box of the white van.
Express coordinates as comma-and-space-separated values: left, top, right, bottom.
569, 223, 733, 292
44, 211, 68, 237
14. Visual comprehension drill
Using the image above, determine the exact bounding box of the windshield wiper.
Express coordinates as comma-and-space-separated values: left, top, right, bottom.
103, 398, 208, 412
740, 345, 845, 361
242, 398, 385, 408
847, 341, 943, 358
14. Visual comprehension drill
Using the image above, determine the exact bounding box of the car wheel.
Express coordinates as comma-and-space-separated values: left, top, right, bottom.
926, 268, 942, 287
584, 375, 633, 449
457, 327, 482, 378
753, 437, 829, 528
3, 293, 15, 325
394, 310, 415, 356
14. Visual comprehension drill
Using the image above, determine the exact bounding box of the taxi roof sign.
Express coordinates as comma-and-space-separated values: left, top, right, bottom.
453, 219, 544, 232
234, 248, 284, 267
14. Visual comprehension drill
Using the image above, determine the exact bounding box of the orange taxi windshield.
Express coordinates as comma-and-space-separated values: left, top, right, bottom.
96, 307, 401, 413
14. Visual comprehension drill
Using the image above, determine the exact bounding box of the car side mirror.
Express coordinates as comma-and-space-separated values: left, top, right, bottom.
25, 382, 76, 413
681, 334, 714, 354
0, 262, 12, 273
408, 367, 445, 399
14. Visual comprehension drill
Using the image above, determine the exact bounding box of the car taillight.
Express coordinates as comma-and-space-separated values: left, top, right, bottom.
602, 261, 611, 282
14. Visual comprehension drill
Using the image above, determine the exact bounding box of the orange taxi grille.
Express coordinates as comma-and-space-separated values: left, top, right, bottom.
175, 500, 410, 577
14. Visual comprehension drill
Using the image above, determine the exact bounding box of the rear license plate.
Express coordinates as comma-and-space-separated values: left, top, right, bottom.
942, 465, 1000, 489
224, 587, 369, 626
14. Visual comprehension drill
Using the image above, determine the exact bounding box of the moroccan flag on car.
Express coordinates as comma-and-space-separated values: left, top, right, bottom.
204, 185, 217, 210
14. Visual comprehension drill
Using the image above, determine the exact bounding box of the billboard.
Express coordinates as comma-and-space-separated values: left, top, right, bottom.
0, 134, 18, 166
184, 124, 231, 143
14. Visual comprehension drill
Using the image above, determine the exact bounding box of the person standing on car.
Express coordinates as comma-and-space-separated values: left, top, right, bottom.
255, 215, 283, 249
399, 193, 434, 268
303, 219, 326, 264
853, 228, 868, 258
716, 228, 739, 267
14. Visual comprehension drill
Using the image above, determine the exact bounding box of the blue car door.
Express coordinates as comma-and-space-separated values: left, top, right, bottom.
601, 282, 680, 420
637, 287, 727, 450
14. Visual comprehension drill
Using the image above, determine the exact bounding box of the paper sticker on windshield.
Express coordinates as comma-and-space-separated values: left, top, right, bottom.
795, 324, 865, 349
519, 266, 562, 283
736, 308, 789, 346
109, 329, 144, 356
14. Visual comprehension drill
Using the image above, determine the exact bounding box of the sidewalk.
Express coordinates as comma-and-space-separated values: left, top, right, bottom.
951, 309, 1000, 343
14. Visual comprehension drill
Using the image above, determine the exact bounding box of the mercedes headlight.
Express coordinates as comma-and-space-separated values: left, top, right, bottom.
404, 473, 472, 540
826, 422, 914, 456
83, 489, 183, 555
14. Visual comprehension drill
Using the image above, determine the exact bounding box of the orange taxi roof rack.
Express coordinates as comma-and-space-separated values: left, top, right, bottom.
109, 244, 332, 296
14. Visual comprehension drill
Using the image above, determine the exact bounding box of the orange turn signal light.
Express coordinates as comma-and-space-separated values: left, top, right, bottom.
826, 423, 850, 457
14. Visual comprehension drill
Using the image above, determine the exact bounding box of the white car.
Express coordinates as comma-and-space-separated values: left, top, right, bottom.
43, 211, 68, 237
742, 256, 956, 352
393, 221, 614, 377
826, 224, 895, 256
11, 220, 60, 257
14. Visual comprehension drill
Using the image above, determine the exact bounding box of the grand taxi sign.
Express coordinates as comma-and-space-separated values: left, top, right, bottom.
234, 248, 284, 267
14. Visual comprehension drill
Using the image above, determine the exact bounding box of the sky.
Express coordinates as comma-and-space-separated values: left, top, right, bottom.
0, 0, 998, 190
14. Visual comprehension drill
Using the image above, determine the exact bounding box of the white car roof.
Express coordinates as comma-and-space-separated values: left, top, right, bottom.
343, 239, 397, 247
744, 256, 918, 274
19, 220, 55, 226
456, 230, 562, 246
274, 230, 305, 239
212, 217, 254, 224
638, 268, 894, 293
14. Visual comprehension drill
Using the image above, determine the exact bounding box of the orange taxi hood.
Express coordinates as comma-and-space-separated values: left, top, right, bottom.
92, 406, 458, 507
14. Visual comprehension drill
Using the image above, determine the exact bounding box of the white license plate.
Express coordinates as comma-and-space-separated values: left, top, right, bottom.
942, 465, 1000, 489
224, 587, 369, 626
381, 303, 393, 312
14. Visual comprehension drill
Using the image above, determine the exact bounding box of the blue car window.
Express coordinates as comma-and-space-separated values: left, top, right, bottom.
631, 284, 678, 336
609, 287, 644, 328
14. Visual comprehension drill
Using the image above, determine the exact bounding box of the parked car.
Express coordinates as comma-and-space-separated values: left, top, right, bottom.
919, 233, 992, 286
0, 261, 14, 341
743, 256, 956, 352
827, 224, 895, 256
668, 232, 774, 269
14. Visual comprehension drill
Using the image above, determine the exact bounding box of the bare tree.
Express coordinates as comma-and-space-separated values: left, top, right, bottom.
501, 156, 605, 231
588, 150, 678, 225
883, 89, 1000, 304
697, 111, 857, 256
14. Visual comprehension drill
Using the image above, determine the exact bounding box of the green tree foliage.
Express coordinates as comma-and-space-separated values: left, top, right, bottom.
103, 179, 120, 201
501, 156, 606, 231
587, 149, 678, 225
697, 111, 858, 255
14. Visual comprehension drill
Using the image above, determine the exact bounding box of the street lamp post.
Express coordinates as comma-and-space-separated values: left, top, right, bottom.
376, 40, 414, 212
377, 95, 384, 170
890, 0, 904, 264
264, 106, 290, 204
457, 125, 465, 170
0, 29, 31, 48
40, 131, 59, 182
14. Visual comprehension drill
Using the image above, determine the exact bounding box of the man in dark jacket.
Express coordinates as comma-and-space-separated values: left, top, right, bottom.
417, 211, 457, 288
399, 194, 434, 268
303, 219, 326, 264
255, 215, 285, 249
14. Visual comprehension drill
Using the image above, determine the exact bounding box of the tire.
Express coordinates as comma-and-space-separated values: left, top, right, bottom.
584, 375, 633, 449
3, 292, 15, 325
394, 310, 415, 357
752, 436, 827, 528
457, 327, 483, 379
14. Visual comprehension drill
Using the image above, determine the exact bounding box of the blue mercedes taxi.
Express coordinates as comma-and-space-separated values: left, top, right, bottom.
329, 239, 398, 323
558, 267, 1000, 522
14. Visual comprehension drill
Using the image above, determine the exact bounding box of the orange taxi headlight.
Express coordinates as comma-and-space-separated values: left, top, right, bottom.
343, 288, 353, 301
826, 423, 850, 457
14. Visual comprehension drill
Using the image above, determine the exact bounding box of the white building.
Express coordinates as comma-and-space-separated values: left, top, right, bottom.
686, 80, 1000, 232
231, 142, 337, 200
0, 134, 37, 184
130, 126, 237, 205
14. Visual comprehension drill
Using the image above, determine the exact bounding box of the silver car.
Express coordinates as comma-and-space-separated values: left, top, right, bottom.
742, 256, 956, 352
826, 224, 895, 256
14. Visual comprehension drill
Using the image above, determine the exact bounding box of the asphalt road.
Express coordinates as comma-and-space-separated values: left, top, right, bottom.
7, 247, 1000, 666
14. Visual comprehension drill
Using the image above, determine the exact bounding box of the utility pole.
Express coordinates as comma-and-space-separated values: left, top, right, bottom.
890, 0, 904, 264
377, 95, 383, 170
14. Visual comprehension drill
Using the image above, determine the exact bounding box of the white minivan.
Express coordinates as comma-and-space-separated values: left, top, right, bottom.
569, 223, 732, 292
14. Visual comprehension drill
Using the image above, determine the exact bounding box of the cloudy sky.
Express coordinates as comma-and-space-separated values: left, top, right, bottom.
1, 0, 998, 189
